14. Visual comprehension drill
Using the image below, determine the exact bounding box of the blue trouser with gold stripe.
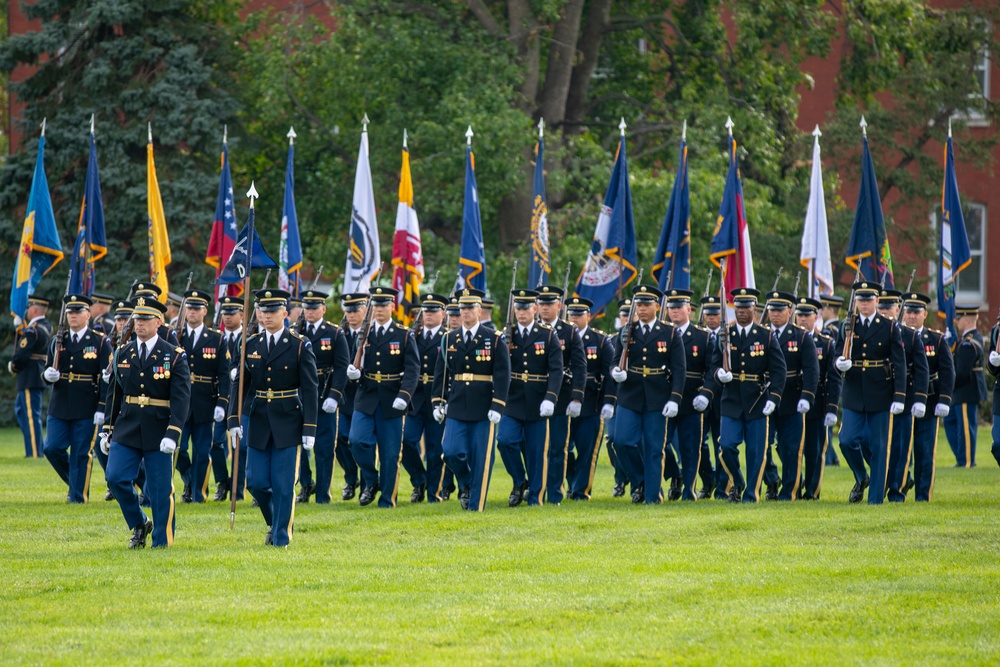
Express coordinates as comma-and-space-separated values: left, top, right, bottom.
497, 416, 549, 506
667, 413, 703, 501
43, 416, 96, 503
840, 408, 891, 504
349, 406, 403, 508
107, 442, 175, 547
887, 414, 915, 502
442, 418, 495, 511
567, 414, 603, 500
801, 417, 828, 500
337, 412, 359, 488
15, 388, 43, 458
403, 408, 447, 501
992, 418, 1000, 470
614, 406, 667, 504
311, 410, 339, 503
719, 415, 767, 503
246, 435, 300, 547
211, 421, 229, 489
944, 402, 977, 467
401, 409, 430, 492
546, 414, 571, 504
913, 416, 941, 502
180, 420, 213, 502
763, 413, 806, 501
604, 415, 630, 489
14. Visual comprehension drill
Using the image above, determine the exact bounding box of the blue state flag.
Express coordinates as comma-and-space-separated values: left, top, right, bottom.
11, 133, 64, 323
846, 128, 893, 288
456, 142, 486, 292
69, 130, 108, 296
938, 133, 973, 344
215, 203, 278, 286
574, 127, 638, 315
651, 135, 690, 291
279, 139, 303, 294
529, 133, 550, 288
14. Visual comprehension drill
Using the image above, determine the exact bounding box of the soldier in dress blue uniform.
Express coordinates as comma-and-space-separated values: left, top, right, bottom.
759, 291, 819, 501
535, 285, 587, 504
820, 294, 844, 468
698, 295, 729, 499
431, 288, 510, 510
900, 293, 954, 501
985, 316, 1000, 470
101, 297, 190, 549
943, 305, 986, 468
402, 293, 449, 503
130, 281, 181, 347
293, 289, 349, 504
479, 298, 497, 332
564, 297, 615, 500
228, 289, 318, 547
497, 289, 563, 506
89, 293, 115, 336
834, 281, 907, 504
214, 296, 247, 501
337, 293, 369, 500
609, 284, 687, 504
175, 289, 230, 503
605, 298, 632, 498
792, 298, 842, 500
96, 299, 136, 501
41, 295, 112, 502
661, 289, 718, 501
10, 295, 51, 458
709, 288, 786, 503
346, 286, 420, 508
877, 290, 929, 502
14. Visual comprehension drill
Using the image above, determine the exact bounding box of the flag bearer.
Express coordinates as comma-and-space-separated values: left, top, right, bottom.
10, 296, 51, 458
944, 305, 986, 468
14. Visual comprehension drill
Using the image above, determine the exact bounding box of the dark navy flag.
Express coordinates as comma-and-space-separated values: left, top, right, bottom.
279, 139, 303, 294
456, 143, 486, 292
652, 136, 691, 291
937, 133, 973, 344
846, 129, 893, 288
69, 130, 107, 296
529, 134, 550, 288
215, 204, 278, 286
710, 132, 755, 298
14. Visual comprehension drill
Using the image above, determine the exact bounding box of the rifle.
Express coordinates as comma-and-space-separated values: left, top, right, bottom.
351, 262, 385, 369
994, 307, 1000, 355
719, 267, 732, 372
697, 268, 713, 327
617, 268, 644, 369
897, 269, 916, 324
294, 265, 324, 333
410, 270, 439, 333
173, 272, 195, 339
558, 261, 572, 320
792, 272, 802, 300
50, 269, 73, 370
658, 270, 673, 324
246, 269, 272, 333
506, 261, 518, 351
841, 264, 864, 362
757, 266, 783, 324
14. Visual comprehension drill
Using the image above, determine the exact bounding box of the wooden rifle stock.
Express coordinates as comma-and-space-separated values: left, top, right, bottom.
617, 269, 644, 369
51, 269, 73, 370
294, 265, 324, 333
697, 268, 713, 327
351, 263, 385, 368
506, 261, 518, 350
757, 266, 783, 325
173, 272, 195, 338
841, 265, 864, 361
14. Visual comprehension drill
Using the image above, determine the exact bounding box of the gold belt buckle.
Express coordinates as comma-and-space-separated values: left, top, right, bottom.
519, 372, 527, 382
137, 395, 149, 407
375, 372, 382, 382
266, 388, 274, 402
643, 367, 649, 377
739, 372, 746, 382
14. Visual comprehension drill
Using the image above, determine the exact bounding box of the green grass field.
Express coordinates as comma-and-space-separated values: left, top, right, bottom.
2, 425, 999, 666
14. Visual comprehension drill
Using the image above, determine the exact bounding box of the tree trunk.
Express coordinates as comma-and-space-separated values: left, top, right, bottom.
538, 0, 586, 125
564, 0, 613, 132
507, 0, 540, 111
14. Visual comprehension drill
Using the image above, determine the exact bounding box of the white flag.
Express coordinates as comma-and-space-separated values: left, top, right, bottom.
344, 126, 380, 293
800, 127, 833, 298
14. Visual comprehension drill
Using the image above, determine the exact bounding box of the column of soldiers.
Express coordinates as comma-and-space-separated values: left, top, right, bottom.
12, 270, 1000, 551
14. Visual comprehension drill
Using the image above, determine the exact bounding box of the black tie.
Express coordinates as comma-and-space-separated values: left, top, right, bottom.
739, 328, 746, 345
861, 319, 869, 335
72, 333, 79, 345
466, 330, 473, 344
376, 326, 384, 343
307, 324, 315, 337
139, 343, 147, 365
643, 324, 650, 338
424, 329, 430, 342
267, 335, 274, 354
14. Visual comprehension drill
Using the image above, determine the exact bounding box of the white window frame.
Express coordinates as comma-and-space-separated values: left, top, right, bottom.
953, 23, 991, 126
929, 202, 987, 304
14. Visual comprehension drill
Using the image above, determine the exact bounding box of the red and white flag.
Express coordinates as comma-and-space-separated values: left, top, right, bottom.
391, 132, 424, 325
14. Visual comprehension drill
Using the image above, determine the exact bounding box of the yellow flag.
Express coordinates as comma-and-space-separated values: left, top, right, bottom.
147, 140, 171, 302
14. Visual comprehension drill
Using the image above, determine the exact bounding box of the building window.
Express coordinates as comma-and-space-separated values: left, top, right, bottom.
930, 202, 986, 304
953, 23, 991, 124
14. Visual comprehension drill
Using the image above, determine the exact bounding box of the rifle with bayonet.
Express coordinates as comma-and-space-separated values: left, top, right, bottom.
173, 272, 195, 339
410, 270, 439, 333
351, 262, 385, 369
658, 270, 673, 324
506, 261, 518, 351
897, 269, 916, 324
294, 265, 324, 333
558, 261, 571, 320
697, 268, 713, 327
719, 263, 732, 372
757, 266, 784, 324
617, 269, 644, 370
792, 272, 802, 300
841, 264, 864, 362
50, 269, 73, 371
246, 268, 271, 333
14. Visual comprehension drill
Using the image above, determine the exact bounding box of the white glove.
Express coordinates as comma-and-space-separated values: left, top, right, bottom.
835, 356, 852, 372
934, 404, 950, 418
911, 403, 926, 418
302, 436, 315, 451
213, 406, 225, 422
716, 369, 733, 384
347, 364, 361, 380
990, 351, 1000, 367
797, 399, 811, 414
762, 400, 776, 416
600, 404, 615, 420
43, 366, 60, 383
230, 367, 238, 382
433, 405, 447, 423
823, 413, 838, 428
392, 397, 408, 411
322, 398, 338, 413
539, 400, 555, 417
159, 437, 177, 454
890, 401, 905, 415
7, 361, 14, 373
229, 425, 243, 441
93, 412, 105, 426
488, 410, 502, 424
611, 366, 627, 383
99, 431, 111, 455
692, 395, 710, 412
662, 401, 679, 418
102, 368, 112, 383
567, 401, 582, 418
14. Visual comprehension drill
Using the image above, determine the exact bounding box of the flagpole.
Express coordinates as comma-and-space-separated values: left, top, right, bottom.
618, 117, 626, 296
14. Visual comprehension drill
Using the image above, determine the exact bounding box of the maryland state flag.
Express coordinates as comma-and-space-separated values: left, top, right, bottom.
846, 119, 893, 288
652, 131, 691, 291
206, 137, 239, 298
11, 128, 63, 324
710, 121, 755, 300
147, 126, 171, 301
391, 133, 424, 326
69, 123, 108, 297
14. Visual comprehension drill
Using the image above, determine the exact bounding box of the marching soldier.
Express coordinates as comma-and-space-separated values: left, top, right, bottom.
698, 295, 729, 499
165, 292, 182, 329
535, 285, 587, 504
497, 289, 563, 506
401, 293, 449, 503
662, 289, 718, 501
89, 293, 115, 336
345, 286, 420, 508
564, 297, 615, 500
101, 296, 190, 549
446, 297, 462, 332
214, 295, 247, 501
337, 293, 368, 500
792, 297, 842, 500
431, 288, 510, 510
709, 288, 786, 503
834, 281, 907, 504
176, 289, 230, 503
605, 297, 633, 498
820, 295, 844, 342
609, 284, 686, 505
10, 295, 51, 458
294, 289, 349, 504
760, 291, 819, 501
227, 289, 318, 547
41, 294, 112, 502
943, 305, 986, 468
130, 281, 180, 346
900, 293, 954, 501
479, 298, 497, 332
96, 299, 136, 501
986, 316, 1000, 470
878, 290, 929, 502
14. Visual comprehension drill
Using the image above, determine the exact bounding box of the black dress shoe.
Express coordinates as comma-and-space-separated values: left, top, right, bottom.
697, 486, 713, 500
251, 498, 259, 508
213, 482, 229, 502
139, 494, 150, 508
728, 487, 742, 503
631, 484, 645, 504
180, 488, 193, 504
667, 477, 682, 501
411, 483, 426, 503
342, 482, 358, 501
128, 519, 153, 549
264, 528, 273, 546
459, 488, 471, 510
440, 489, 451, 501
104, 489, 115, 501
765, 483, 779, 501
359, 486, 378, 506
901, 477, 915, 494
508, 482, 527, 507
849, 478, 869, 503
612, 483, 626, 497
295, 482, 315, 504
